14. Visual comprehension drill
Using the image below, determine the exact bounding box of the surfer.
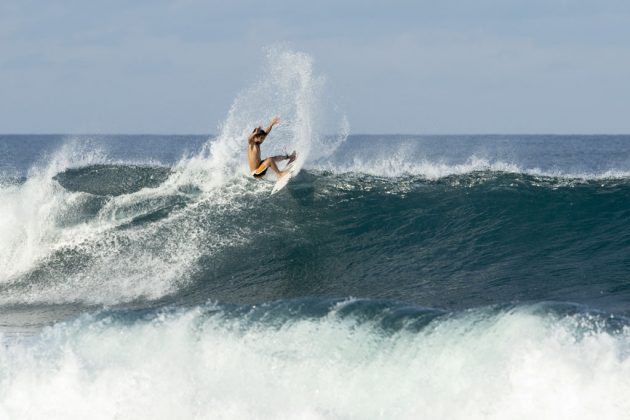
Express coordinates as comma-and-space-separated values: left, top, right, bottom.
248, 116, 296, 178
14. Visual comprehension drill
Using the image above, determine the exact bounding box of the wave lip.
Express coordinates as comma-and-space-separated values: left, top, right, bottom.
311, 155, 630, 181
310, 134, 630, 181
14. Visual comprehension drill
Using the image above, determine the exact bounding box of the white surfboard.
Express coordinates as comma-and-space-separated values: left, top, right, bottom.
271, 154, 300, 195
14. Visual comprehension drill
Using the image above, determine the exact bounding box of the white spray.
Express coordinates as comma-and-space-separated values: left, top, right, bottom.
0, 48, 347, 305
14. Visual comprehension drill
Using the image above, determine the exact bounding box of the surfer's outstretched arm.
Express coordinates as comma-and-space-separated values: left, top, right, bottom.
264, 116, 280, 134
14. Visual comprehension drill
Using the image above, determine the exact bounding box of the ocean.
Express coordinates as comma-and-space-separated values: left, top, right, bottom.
1, 51, 630, 419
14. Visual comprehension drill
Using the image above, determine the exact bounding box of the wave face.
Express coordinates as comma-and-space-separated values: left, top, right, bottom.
1, 49, 630, 418
1, 152, 629, 310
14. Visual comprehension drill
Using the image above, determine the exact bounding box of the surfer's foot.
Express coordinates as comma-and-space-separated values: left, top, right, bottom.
287, 151, 297, 164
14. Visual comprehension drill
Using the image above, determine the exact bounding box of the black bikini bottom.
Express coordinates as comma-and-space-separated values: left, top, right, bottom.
253, 167, 268, 178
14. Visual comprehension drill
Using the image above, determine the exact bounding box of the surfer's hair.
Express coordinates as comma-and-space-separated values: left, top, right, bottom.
252, 126, 267, 137
252, 127, 267, 136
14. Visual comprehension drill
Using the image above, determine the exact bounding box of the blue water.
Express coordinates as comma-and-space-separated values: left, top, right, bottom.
1, 132, 630, 419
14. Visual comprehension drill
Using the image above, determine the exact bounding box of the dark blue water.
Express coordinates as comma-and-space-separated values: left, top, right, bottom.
2, 134, 630, 312
1, 134, 629, 418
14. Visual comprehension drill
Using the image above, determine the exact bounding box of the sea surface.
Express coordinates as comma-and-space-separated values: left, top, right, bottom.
1, 133, 629, 419
1, 50, 630, 420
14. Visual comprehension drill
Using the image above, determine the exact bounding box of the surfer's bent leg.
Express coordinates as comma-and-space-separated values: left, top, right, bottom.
261, 155, 290, 176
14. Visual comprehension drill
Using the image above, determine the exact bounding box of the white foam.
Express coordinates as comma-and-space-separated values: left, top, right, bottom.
312, 155, 520, 179
303, 134, 630, 181
0, 141, 106, 282
0, 306, 628, 419
310, 153, 630, 181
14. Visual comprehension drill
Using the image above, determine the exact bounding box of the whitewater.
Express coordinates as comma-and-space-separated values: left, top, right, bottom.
1, 50, 630, 419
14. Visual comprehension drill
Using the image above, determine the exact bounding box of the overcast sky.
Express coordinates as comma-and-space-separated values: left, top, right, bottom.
1, 0, 629, 134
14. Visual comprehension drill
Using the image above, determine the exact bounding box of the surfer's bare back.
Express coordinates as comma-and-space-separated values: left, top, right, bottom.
248, 117, 296, 178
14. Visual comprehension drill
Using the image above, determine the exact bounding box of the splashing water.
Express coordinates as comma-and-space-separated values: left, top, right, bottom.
181, 49, 347, 185
0, 48, 347, 306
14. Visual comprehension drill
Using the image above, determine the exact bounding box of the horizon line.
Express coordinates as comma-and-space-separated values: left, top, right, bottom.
2, 132, 630, 137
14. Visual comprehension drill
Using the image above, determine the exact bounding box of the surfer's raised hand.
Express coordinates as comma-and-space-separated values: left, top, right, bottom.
265, 117, 280, 134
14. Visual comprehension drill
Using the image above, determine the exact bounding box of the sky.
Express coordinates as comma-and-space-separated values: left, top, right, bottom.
1, 0, 629, 134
